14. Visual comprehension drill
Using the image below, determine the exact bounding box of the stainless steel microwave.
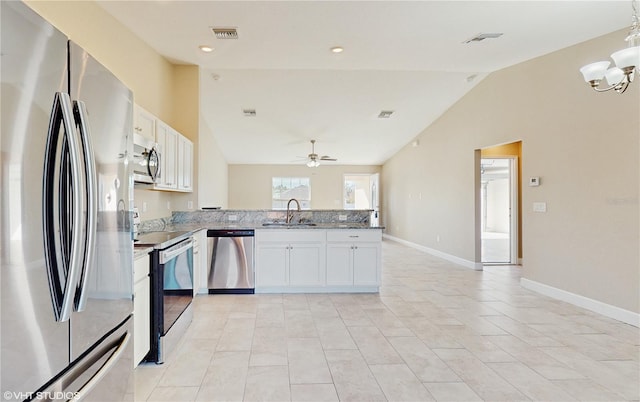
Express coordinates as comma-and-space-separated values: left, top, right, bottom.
133, 133, 160, 183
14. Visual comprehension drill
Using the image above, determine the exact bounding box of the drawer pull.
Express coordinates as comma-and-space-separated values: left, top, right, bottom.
349, 235, 359, 238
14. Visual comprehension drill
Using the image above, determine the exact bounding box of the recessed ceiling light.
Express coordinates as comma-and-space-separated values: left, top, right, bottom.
378, 110, 394, 119
199, 45, 214, 53
330, 46, 344, 53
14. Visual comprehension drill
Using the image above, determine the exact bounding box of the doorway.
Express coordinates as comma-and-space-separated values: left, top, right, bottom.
344, 173, 380, 226
480, 158, 518, 264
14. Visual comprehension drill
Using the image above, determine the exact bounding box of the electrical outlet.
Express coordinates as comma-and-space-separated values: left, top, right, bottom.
187, 201, 193, 209
166, 201, 171, 210
228, 214, 238, 221
436, 235, 440, 243
338, 214, 347, 221
142, 202, 147, 213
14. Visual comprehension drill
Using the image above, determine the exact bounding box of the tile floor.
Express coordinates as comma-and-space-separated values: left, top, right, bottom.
135, 239, 640, 401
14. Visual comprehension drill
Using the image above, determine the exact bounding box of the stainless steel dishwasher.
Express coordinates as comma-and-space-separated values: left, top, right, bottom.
207, 229, 255, 294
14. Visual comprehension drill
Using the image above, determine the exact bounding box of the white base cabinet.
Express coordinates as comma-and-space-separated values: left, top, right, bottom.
256, 243, 289, 287
133, 253, 151, 367
255, 230, 325, 290
327, 230, 381, 287
193, 229, 209, 295
256, 229, 381, 293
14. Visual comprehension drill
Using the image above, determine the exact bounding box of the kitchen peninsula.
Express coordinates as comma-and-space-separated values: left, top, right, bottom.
137, 209, 383, 293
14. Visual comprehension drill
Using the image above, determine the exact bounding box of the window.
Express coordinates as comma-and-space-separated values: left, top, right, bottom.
272, 177, 311, 209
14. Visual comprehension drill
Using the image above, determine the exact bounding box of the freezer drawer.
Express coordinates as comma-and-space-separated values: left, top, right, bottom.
37, 317, 133, 401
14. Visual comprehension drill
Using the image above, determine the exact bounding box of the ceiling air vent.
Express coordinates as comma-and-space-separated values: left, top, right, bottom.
212, 27, 238, 39
463, 33, 503, 44
378, 110, 394, 119
242, 109, 256, 117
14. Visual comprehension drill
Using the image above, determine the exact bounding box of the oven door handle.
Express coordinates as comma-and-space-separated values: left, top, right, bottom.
159, 239, 193, 264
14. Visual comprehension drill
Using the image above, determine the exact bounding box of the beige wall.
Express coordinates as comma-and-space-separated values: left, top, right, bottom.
26, 1, 229, 220
229, 165, 381, 209
198, 115, 229, 209
25, 1, 174, 119
382, 29, 639, 314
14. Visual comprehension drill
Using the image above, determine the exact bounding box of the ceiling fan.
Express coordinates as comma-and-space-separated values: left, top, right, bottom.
305, 139, 336, 167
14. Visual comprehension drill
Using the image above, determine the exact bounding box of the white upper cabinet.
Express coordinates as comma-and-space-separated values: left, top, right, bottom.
177, 135, 193, 192
133, 104, 155, 141
132, 104, 193, 193
154, 121, 177, 190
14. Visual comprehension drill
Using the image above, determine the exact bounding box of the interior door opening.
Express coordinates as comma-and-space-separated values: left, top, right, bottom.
480, 157, 518, 264
344, 173, 380, 226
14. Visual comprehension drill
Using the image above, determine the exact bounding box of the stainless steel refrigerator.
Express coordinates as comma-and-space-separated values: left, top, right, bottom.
1, 2, 134, 400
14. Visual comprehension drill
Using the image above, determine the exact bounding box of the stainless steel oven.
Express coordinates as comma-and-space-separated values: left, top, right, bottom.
137, 231, 193, 364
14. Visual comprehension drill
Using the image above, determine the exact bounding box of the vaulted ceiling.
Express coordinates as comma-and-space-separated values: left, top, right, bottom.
98, 1, 630, 165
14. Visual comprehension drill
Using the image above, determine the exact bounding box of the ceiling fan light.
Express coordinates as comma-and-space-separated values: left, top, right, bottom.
307, 160, 319, 168
611, 46, 640, 69
579, 61, 610, 82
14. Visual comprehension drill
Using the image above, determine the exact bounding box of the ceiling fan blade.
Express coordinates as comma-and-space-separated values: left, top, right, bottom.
320, 156, 337, 161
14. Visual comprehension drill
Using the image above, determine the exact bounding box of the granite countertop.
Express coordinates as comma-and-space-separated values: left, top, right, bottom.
134, 222, 384, 250
133, 246, 154, 259
164, 222, 384, 232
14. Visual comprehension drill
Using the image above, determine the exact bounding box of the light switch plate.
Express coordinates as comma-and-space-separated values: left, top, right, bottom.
533, 202, 547, 212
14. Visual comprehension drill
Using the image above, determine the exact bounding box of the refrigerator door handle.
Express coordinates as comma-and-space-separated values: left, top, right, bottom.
71, 332, 131, 401
42, 92, 84, 322
73, 100, 97, 312
33, 330, 131, 401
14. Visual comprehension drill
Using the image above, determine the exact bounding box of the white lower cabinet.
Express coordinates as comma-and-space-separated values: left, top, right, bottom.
352, 244, 380, 285
326, 243, 352, 286
326, 230, 381, 288
193, 229, 208, 294
256, 243, 289, 287
255, 230, 325, 290
256, 229, 381, 292
289, 243, 324, 286
133, 253, 151, 367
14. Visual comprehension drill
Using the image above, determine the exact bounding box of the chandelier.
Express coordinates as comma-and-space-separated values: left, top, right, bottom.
579, 0, 640, 93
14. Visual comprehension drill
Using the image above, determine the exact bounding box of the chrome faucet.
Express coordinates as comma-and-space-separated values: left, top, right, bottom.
286, 198, 301, 224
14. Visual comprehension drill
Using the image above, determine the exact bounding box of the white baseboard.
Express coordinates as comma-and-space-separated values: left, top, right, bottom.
520, 278, 639, 327
383, 234, 482, 271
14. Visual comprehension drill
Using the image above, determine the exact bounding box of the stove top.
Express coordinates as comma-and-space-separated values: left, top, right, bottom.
135, 231, 191, 249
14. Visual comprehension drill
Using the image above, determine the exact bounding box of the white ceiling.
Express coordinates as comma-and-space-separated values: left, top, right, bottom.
98, 1, 630, 165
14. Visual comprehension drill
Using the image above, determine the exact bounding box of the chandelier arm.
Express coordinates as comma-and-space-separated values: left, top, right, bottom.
590, 70, 633, 92
591, 80, 629, 93
616, 81, 631, 93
